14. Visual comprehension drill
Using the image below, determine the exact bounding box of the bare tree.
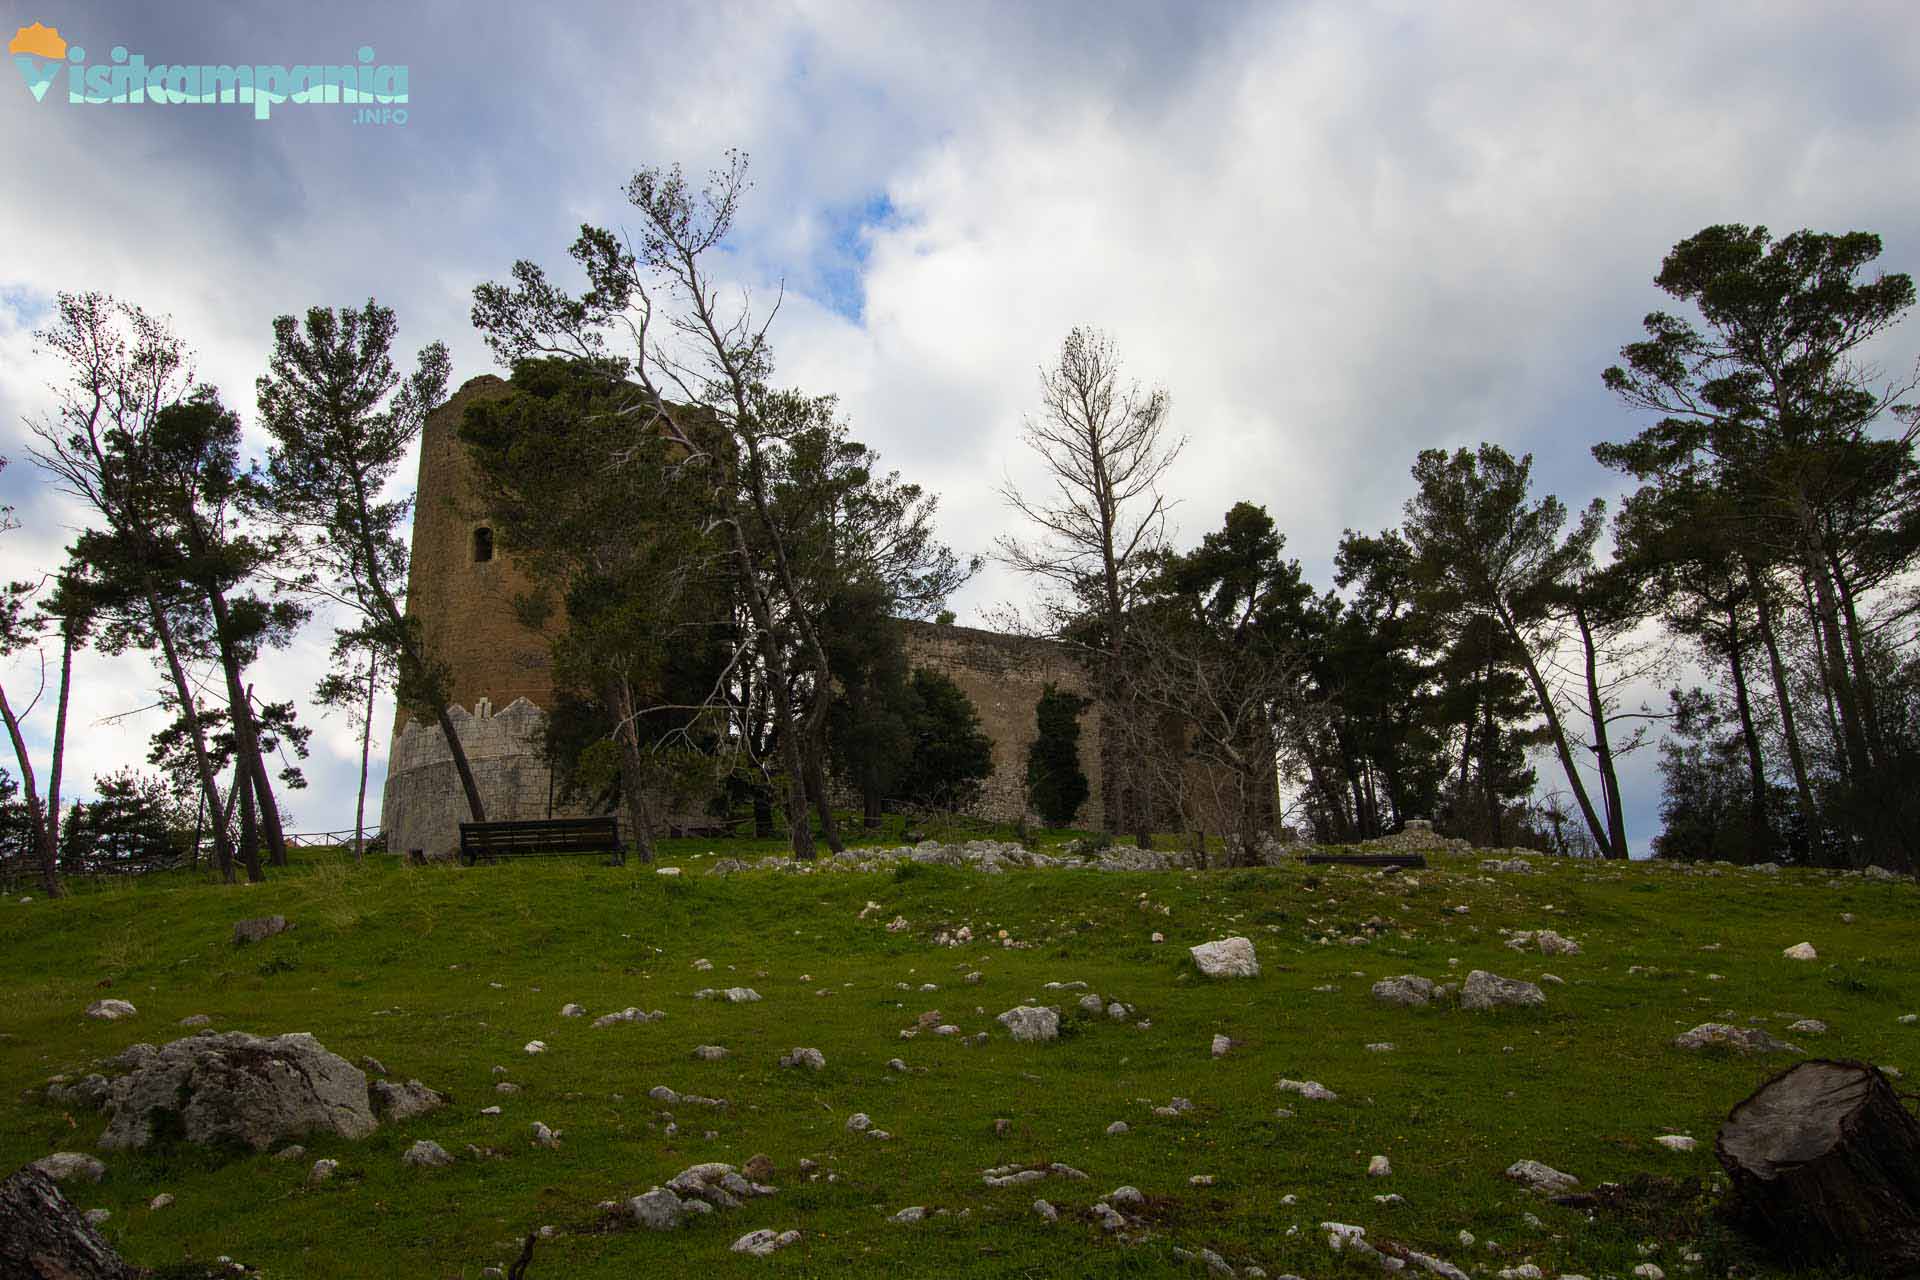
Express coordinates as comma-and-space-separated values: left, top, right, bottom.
1111, 619, 1304, 865
997, 327, 1185, 843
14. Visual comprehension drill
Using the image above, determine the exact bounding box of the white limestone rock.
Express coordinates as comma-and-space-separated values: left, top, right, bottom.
1189, 936, 1260, 978
996, 1006, 1060, 1042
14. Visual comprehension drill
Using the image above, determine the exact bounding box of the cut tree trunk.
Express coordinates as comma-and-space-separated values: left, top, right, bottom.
0, 1164, 143, 1279
1716, 1059, 1920, 1276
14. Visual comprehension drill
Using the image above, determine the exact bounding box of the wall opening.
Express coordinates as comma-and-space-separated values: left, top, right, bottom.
473, 527, 494, 563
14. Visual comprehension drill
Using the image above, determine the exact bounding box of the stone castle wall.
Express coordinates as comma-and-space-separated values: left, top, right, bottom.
382, 697, 586, 859
383, 376, 1189, 846
898, 620, 1105, 828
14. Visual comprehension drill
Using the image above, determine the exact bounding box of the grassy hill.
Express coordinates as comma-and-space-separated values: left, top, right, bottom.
2, 836, 1914, 1278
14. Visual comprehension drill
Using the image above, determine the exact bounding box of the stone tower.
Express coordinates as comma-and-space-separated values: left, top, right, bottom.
382, 375, 1207, 852
380, 374, 572, 858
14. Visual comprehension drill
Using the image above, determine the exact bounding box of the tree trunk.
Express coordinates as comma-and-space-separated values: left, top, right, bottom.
1746, 559, 1817, 831
802, 740, 846, 854
46, 626, 72, 868
144, 586, 236, 876
1725, 611, 1770, 859
1795, 497, 1875, 782
1575, 601, 1629, 858
194, 544, 288, 869
0, 682, 62, 899
1498, 607, 1610, 854
1717, 1059, 1920, 1276
1830, 553, 1886, 765
0, 1165, 141, 1279
609, 679, 656, 864
355, 651, 375, 864
238, 770, 263, 883
725, 518, 813, 860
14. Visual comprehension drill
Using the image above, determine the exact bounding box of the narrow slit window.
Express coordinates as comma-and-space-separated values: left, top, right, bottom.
473, 527, 494, 563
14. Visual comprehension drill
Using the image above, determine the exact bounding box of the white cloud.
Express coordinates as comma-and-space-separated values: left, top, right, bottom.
1, 1, 1916, 852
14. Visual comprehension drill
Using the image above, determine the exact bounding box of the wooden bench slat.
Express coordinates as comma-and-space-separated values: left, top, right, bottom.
459, 817, 624, 866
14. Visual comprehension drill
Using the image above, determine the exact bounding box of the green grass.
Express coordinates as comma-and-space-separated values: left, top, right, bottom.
2, 840, 1915, 1278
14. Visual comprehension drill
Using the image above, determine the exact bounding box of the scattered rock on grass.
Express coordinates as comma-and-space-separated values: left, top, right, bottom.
780, 1048, 826, 1071
31, 1153, 106, 1184
84, 999, 137, 1021
1461, 970, 1546, 1010
369, 1079, 447, 1122
1189, 937, 1259, 978
402, 1140, 453, 1169
1372, 975, 1435, 1007
731, 1228, 800, 1256
996, 1006, 1060, 1043
1672, 1023, 1800, 1054
99, 1031, 376, 1153
1504, 1159, 1578, 1194
231, 916, 291, 945
1276, 1078, 1338, 1102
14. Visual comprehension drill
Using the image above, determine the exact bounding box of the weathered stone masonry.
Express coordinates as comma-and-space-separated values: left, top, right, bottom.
381, 376, 1116, 858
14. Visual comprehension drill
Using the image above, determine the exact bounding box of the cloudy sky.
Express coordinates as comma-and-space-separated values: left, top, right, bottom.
2, 1, 1917, 852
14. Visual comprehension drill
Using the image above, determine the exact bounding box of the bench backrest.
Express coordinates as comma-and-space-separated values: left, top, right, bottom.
460, 817, 621, 853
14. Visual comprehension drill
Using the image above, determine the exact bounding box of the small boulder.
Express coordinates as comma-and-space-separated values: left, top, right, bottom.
402, 1140, 453, 1169
1276, 1078, 1338, 1102
1504, 1159, 1578, 1194
628, 1187, 684, 1230
1190, 937, 1260, 978
369, 1079, 448, 1122
1782, 942, 1818, 961
32, 1152, 107, 1184
231, 916, 291, 945
692, 1045, 730, 1061
995, 1006, 1060, 1043
731, 1228, 800, 1256
84, 999, 137, 1022
1672, 1023, 1800, 1054
99, 1031, 375, 1153
1461, 970, 1546, 1011
779, 1047, 826, 1071
1371, 975, 1435, 1007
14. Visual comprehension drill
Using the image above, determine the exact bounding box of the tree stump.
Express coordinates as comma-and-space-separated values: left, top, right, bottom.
1717, 1059, 1920, 1276
0, 1164, 143, 1279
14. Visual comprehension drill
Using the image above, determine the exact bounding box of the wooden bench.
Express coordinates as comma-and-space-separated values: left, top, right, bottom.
459, 817, 625, 866
1300, 853, 1427, 869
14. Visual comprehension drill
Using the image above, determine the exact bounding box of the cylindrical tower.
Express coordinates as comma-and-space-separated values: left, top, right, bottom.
380, 374, 568, 858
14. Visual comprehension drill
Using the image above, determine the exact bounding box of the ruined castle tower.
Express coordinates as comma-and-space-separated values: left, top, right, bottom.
380, 374, 575, 859
381, 374, 1122, 855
